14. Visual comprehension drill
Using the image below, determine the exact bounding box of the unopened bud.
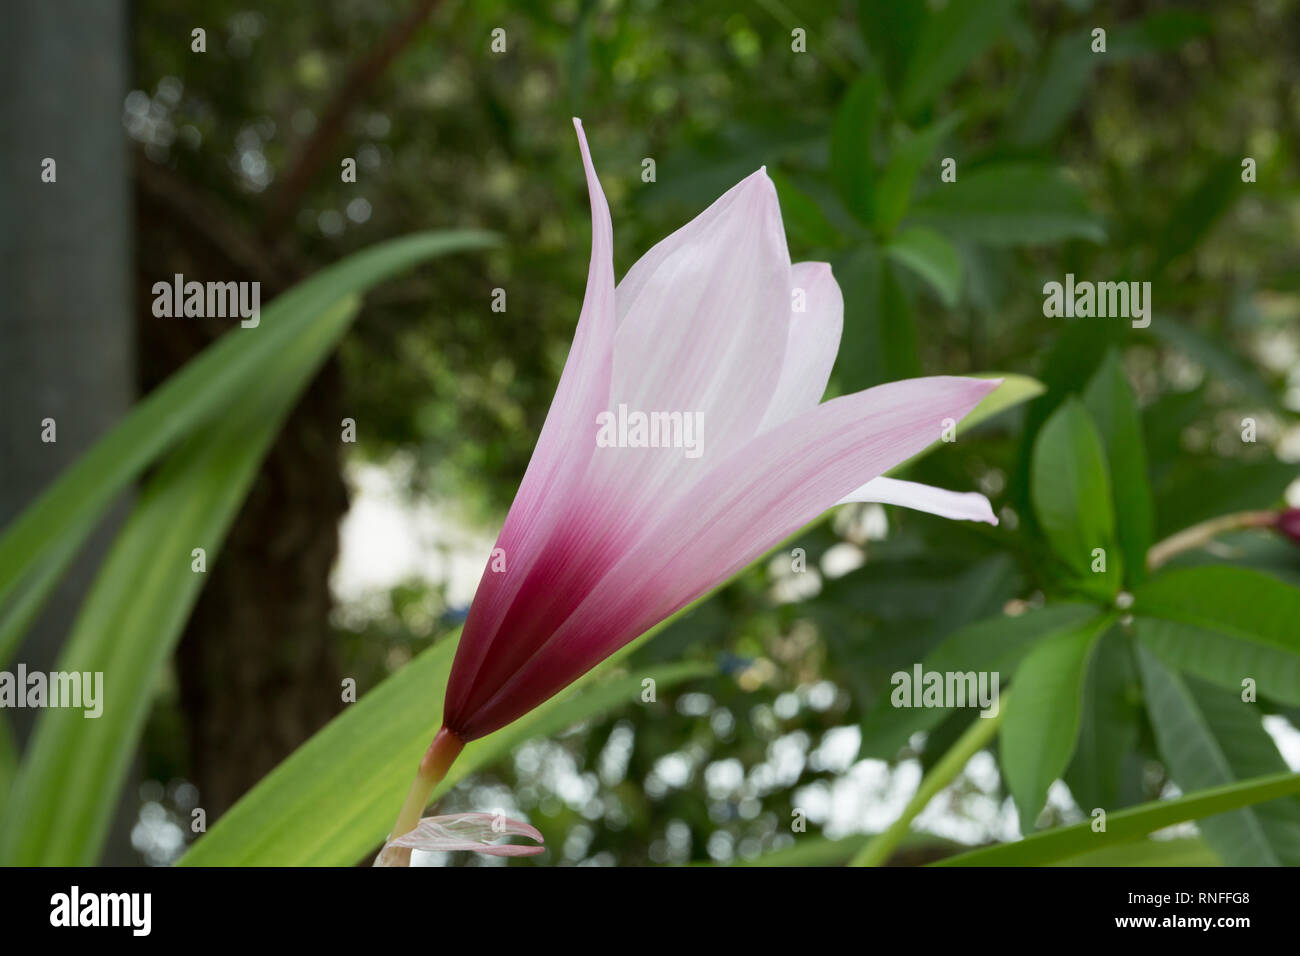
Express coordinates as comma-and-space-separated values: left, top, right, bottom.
1276, 508, 1300, 545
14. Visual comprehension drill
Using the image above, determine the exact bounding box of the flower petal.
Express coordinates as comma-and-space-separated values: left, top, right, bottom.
839, 476, 998, 524
375, 813, 545, 866
609, 167, 793, 465
463, 376, 1003, 733
443, 118, 615, 724
758, 261, 843, 433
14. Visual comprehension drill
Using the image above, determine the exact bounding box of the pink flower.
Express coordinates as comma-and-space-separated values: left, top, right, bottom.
1277, 508, 1300, 545
438, 119, 1001, 746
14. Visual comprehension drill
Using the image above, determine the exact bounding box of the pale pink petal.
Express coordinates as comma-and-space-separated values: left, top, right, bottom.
376, 813, 545, 866
758, 261, 843, 433
443, 118, 615, 721
558, 167, 800, 593
839, 476, 997, 524
463, 376, 1002, 732
608, 167, 793, 467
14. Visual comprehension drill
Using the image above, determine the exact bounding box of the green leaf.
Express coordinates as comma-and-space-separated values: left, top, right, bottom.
1138, 650, 1300, 865
935, 770, 1300, 866
769, 168, 843, 250
1047, 836, 1221, 867
710, 830, 960, 867
880, 261, 921, 379
830, 72, 881, 224
1134, 566, 1300, 705
1110, 11, 1213, 58
0, 298, 363, 865
1001, 615, 1111, 831
819, 554, 1019, 718
1082, 351, 1154, 585
1007, 30, 1095, 148
832, 243, 885, 392
0, 714, 15, 818
182, 632, 456, 866
857, 0, 926, 96
179, 634, 710, 867
726, 835, 870, 866
1031, 398, 1121, 594
897, 0, 1017, 117
859, 603, 1104, 758
1065, 628, 1141, 813
951, 373, 1046, 433
831, 245, 920, 390
875, 112, 963, 233
1152, 156, 1245, 273
885, 226, 963, 307
0, 230, 498, 667
909, 163, 1106, 246
1007, 12, 1211, 150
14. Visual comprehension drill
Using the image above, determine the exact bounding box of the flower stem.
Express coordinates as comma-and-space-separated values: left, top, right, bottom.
1145, 510, 1278, 571
850, 694, 1009, 867
389, 726, 465, 842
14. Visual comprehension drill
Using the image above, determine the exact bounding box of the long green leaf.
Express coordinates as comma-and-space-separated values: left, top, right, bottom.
0, 231, 497, 666
0, 714, 15, 818
715, 831, 959, 867
1047, 836, 1221, 867
935, 771, 1300, 866
179, 634, 709, 866
0, 298, 361, 865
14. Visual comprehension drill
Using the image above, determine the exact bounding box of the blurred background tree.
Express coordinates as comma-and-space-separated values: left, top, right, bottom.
63, 0, 1300, 863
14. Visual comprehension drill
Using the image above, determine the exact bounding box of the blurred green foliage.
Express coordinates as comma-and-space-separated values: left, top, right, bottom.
126, 0, 1300, 865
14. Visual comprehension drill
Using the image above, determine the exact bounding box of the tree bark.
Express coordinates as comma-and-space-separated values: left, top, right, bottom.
0, 0, 138, 864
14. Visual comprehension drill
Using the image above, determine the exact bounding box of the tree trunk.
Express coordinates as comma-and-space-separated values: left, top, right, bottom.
0, 0, 138, 864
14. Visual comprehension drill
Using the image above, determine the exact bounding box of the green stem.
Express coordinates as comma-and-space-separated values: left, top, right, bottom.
850, 693, 1009, 867
384, 726, 465, 852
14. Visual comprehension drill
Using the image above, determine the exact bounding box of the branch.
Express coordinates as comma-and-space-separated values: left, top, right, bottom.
261, 0, 442, 239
